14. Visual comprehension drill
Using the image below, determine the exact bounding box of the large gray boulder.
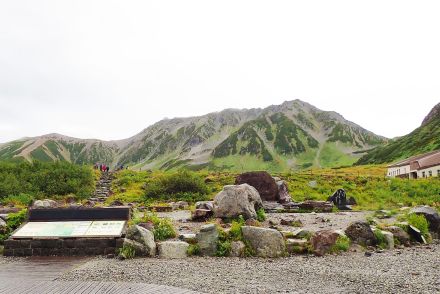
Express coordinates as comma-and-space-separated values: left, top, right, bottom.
121, 238, 148, 256
345, 221, 377, 246
158, 241, 189, 259
213, 184, 263, 220
241, 226, 286, 258
196, 224, 218, 256
125, 225, 156, 257
383, 226, 410, 246
410, 206, 440, 238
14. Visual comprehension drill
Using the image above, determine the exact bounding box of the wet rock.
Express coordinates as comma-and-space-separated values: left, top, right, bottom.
241, 226, 286, 258
235, 171, 278, 201
196, 224, 219, 256
345, 221, 377, 246
213, 184, 263, 220
310, 230, 340, 256
158, 241, 189, 259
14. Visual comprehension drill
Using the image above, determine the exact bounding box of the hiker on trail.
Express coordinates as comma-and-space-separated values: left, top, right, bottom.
106, 166, 110, 173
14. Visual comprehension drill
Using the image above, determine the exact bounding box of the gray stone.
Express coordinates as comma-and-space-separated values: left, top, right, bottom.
125, 225, 156, 256
384, 226, 410, 246
191, 209, 213, 221
230, 241, 246, 257
121, 238, 148, 257
196, 224, 218, 256
195, 201, 214, 211
286, 239, 309, 254
213, 184, 263, 220
241, 226, 286, 258
275, 180, 292, 203
32, 199, 58, 209
0, 214, 8, 221
345, 221, 377, 246
381, 230, 394, 249
179, 233, 197, 244
158, 241, 189, 259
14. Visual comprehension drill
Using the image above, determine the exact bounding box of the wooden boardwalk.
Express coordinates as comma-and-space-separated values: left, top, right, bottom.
0, 257, 201, 293
0, 281, 200, 294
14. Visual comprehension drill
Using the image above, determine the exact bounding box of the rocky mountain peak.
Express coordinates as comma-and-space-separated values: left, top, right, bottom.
422, 102, 440, 126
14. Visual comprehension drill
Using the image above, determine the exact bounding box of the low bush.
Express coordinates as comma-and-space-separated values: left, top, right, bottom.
0, 209, 27, 242
134, 212, 176, 241
330, 235, 351, 253
374, 229, 387, 249
256, 208, 266, 222
187, 244, 201, 256
407, 213, 429, 238
119, 244, 136, 259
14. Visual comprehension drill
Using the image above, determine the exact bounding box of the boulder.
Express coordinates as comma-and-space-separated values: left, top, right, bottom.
196, 224, 219, 256
191, 209, 213, 222
125, 225, 156, 256
383, 226, 410, 246
109, 200, 124, 206
299, 201, 333, 213
410, 206, 440, 238
230, 241, 246, 257
275, 180, 292, 203
121, 238, 148, 257
195, 201, 214, 211
158, 241, 189, 259
235, 171, 278, 201
286, 239, 309, 254
310, 230, 340, 256
345, 221, 377, 246
241, 226, 286, 258
381, 230, 394, 250
32, 199, 58, 209
213, 184, 263, 220
179, 233, 197, 244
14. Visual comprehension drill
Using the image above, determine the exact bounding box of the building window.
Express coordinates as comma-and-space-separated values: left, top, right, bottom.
437, 170, 440, 176
422, 171, 426, 178
429, 171, 432, 177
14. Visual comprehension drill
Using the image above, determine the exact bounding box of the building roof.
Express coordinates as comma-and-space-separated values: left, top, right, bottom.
387, 149, 440, 170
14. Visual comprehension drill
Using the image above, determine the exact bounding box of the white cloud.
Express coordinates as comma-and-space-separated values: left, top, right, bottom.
0, 0, 439, 143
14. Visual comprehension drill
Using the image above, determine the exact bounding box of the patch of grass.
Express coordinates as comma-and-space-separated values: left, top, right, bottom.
330, 235, 351, 253
133, 212, 176, 241
374, 229, 387, 249
1, 193, 34, 207
256, 208, 266, 222
187, 244, 200, 256
216, 240, 232, 257
119, 244, 136, 259
407, 213, 429, 238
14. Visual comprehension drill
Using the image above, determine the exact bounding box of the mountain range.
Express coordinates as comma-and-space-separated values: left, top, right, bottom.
0, 100, 388, 171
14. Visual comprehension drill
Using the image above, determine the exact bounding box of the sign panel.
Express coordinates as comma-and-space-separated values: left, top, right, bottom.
12, 221, 125, 238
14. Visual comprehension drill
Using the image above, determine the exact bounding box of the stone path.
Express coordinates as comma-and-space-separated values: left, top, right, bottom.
90, 172, 113, 203
0, 257, 201, 294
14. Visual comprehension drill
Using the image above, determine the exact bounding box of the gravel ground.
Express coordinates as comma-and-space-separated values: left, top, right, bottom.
157, 211, 374, 235
59, 243, 440, 294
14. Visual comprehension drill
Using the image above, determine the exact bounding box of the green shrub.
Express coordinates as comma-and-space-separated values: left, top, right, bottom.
144, 170, 210, 203
374, 229, 387, 249
0, 209, 27, 242
134, 212, 176, 241
330, 235, 351, 253
216, 240, 232, 257
1, 193, 34, 207
119, 244, 136, 259
407, 213, 429, 237
187, 244, 200, 256
229, 216, 245, 241
256, 208, 266, 222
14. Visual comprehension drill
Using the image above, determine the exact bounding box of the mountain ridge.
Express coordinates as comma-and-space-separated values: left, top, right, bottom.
0, 99, 387, 171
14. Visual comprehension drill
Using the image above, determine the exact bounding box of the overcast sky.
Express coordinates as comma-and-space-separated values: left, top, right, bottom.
0, 0, 439, 143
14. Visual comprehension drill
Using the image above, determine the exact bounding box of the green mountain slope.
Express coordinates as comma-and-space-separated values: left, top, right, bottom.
0, 100, 386, 171
357, 103, 440, 165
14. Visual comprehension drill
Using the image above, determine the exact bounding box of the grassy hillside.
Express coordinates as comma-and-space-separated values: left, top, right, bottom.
357, 115, 440, 165
108, 166, 440, 211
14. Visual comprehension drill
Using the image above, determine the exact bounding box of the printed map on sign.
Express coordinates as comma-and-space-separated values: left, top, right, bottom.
12, 221, 125, 238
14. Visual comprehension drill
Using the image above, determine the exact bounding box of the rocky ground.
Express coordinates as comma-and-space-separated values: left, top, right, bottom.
57, 242, 440, 294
